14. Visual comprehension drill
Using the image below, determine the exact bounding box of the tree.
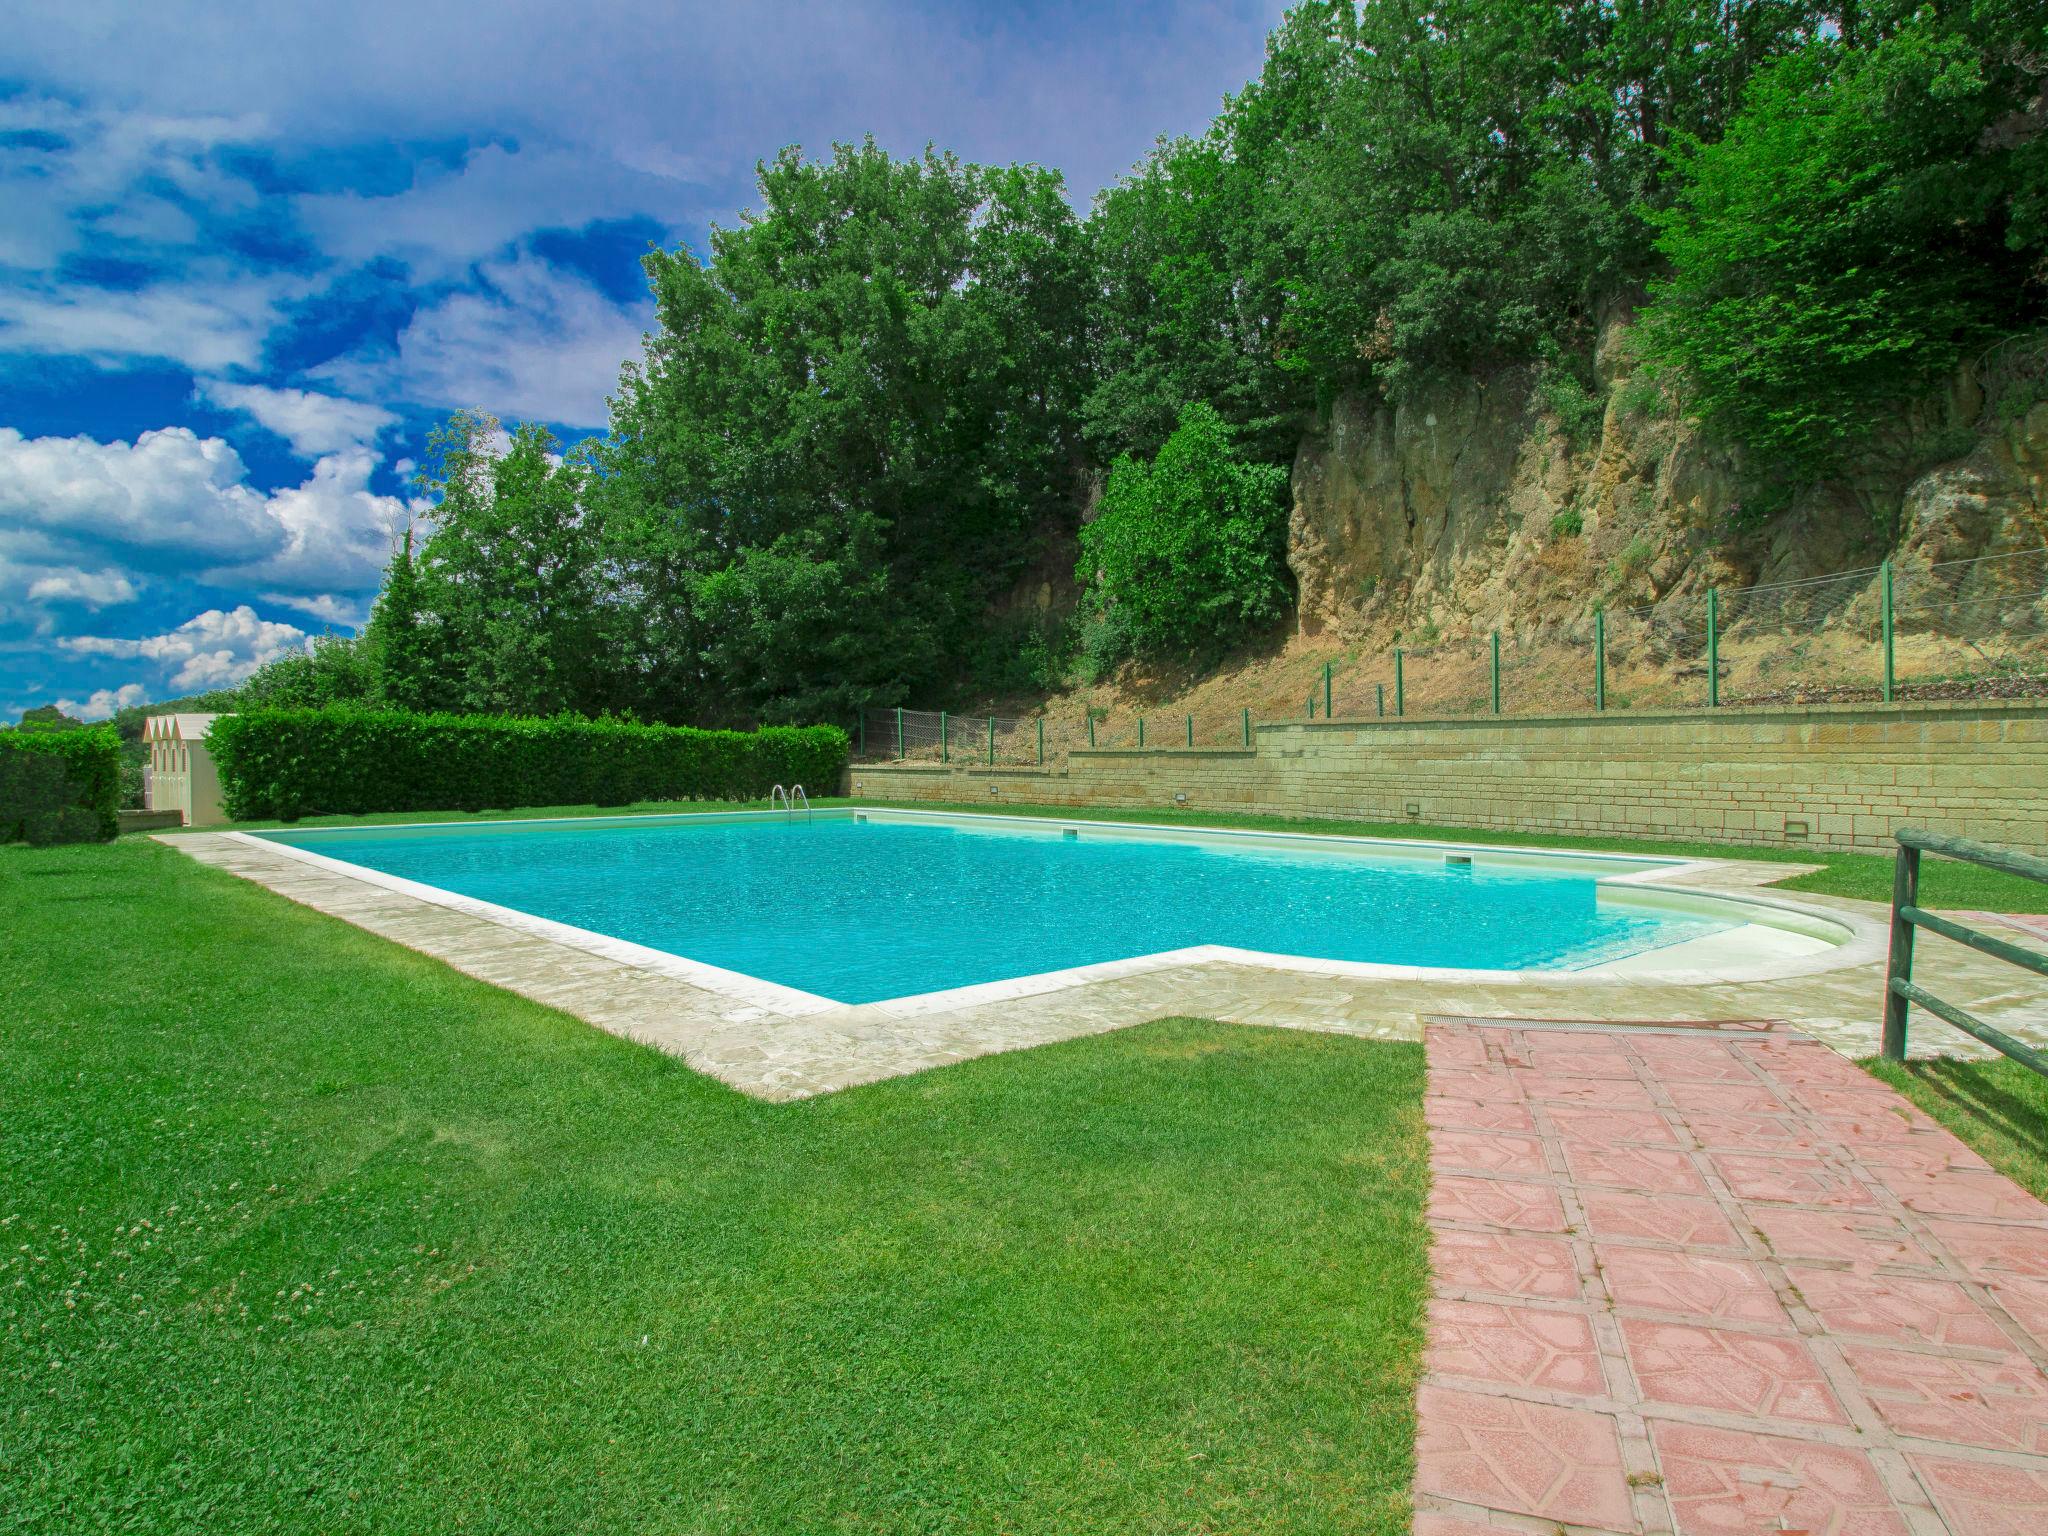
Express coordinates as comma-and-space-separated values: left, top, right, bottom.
362, 522, 433, 710
1077, 402, 1291, 660
410, 413, 611, 716
600, 139, 1091, 719
1639, 6, 2048, 500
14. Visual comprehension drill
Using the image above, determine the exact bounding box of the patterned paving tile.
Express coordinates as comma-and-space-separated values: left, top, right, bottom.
1560, 1139, 1711, 1196
1512, 1070, 1659, 1109
1544, 1104, 1678, 1146
1990, 1274, 2048, 1350
1841, 1344, 2048, 1454
1431, 1175, 1570, 1234
1749, 1207, 1938, 1270
1418, 1016, 2048, 1536
1910, 1453, 2048, 1535
1652, 1422, 1908, 1536
1425, 1097, 1538, 1135
1580, 1190, 1743, 1251
1622, 1317, 1848, 1426
1427, 1300, 1605, 1395
1682, 1108, 1836, 1154
1429, 1229, 1583, 1301
1429, 1130, 1546, 1176
1864, 1164, 2048, 1224
1597, 1245, 1793, 1329
1707, 1151, 1881, 1211
1414, 1385, 1635, 1530
1785, 1265, 2013, 1352
1925, 1217, 2048, 1282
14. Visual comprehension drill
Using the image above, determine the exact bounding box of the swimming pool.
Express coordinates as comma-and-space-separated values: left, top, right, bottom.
253, 809, 1832, 1005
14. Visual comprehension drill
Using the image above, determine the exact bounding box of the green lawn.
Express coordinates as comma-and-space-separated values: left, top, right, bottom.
1865, 1057, 2048, 1202
1, 839, 1428, 1535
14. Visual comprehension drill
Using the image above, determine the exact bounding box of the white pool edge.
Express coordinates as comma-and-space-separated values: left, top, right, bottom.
228, 807, 1890, 1017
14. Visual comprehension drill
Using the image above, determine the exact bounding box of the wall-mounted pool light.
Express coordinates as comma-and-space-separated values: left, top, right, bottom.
1174, 792, 1189, 804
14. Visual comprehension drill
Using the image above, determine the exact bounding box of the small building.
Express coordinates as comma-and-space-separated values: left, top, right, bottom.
143, 714, 228, 827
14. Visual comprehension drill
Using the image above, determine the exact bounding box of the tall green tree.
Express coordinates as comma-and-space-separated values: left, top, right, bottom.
410, 413, 612, 716
1639, 2, 2048, 500
602, 139, 1091, 721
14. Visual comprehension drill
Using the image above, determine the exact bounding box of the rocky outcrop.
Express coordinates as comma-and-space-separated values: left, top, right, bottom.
1287, 322, 2048, 645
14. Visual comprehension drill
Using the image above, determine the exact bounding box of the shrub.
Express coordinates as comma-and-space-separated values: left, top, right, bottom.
1550, 507, 1584, 539
208, 708, 849, 822
1077, 402, 1290, 660
0, 727, 120, 844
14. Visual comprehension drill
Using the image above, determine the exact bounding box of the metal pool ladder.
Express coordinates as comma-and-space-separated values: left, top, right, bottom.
769, 784, 811, 822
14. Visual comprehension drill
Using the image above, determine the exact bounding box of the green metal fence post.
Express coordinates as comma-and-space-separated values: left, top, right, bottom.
1037, 717, 1044, 766
987, 715, 995, 767
1881, 559, 1895, 703
1185, 713, 1193, 747
1490, 632, 1500, 715
1242, 707, 1251, 747
1376, 683, 1384, 718
1707, 588, 1720, 708
1138, 715, 1146, 748
1594, 610, 1607, 712
895, 707, 903, 760
1881, 839, 1921, 1061
1087, 714, 1095, 749
1395, 649, 1405, 716
1323, 661, 1333, 720
857, 712, 865, 756
940, 710, 948, 764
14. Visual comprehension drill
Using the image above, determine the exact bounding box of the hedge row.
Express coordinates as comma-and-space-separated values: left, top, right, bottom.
208, 708, 849, 821
1, 728, 121, 844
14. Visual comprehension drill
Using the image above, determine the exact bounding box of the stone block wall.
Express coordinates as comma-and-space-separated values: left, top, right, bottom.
846, 701, 2048, 856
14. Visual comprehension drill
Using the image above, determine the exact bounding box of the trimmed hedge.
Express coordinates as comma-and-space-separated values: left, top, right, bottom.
0, 727, 121, 844
208, 707, 849, 821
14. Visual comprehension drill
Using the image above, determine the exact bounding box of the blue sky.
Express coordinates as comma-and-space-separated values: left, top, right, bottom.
0, 0, 1282, 722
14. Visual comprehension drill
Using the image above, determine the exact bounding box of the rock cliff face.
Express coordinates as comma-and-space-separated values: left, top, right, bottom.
1287, 322, 2048, 645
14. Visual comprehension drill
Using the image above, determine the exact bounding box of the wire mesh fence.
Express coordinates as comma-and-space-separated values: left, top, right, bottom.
854, 545, 2048, 763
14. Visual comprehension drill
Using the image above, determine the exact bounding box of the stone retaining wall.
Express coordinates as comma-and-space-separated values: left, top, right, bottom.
846, 700, 2048, 855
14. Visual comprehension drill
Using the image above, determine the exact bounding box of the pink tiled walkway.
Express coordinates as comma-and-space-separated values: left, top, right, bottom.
1415, 1016, 2048, 1535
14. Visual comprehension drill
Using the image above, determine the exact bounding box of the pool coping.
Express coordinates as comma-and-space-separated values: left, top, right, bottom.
223, 806, 1891, 1022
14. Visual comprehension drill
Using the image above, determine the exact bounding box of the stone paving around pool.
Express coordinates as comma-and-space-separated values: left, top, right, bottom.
164, 830, 2048, 1099
1414, 1015, 2048, 1536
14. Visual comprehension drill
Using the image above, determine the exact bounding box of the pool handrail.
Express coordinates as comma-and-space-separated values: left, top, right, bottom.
1881, 827, 2048, 1077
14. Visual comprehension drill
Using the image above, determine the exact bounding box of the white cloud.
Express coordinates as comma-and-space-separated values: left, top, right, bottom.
63, 605, 309, 691
0, 426, 414, 596
259, 591, 369, 628
297, 142, 689, 280
0, 273, 298, 375
0, 426, 277, 560
197, 380, 398, 457
24, 567, 140, 607
55, 682, 149, 721
320, 254, 645, 427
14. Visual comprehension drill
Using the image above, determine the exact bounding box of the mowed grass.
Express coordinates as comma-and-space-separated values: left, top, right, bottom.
1866, 1056, 2048, 1202
0, 840, 1429, 1536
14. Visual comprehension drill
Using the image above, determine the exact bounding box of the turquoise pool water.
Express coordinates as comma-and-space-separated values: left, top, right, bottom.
263, 814, 1737, 1003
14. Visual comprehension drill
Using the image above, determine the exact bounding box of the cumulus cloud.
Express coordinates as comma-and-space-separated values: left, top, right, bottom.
55, 682, 149, 721
23, 566, 140, 607
0, 273, 297, 374
259, 591, 370, 627
63, 605, 309, 691
0, 426, 414, 596
197, 380, 398, 457
319, 254, 644, 427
